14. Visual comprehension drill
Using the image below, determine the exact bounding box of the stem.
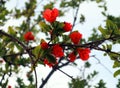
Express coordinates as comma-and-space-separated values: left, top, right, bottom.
34, 68, 38, 88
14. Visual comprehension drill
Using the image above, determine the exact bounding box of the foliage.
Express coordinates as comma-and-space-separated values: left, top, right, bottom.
68, 62, 107, 88
0, 0, 120, 88
94, 80, 106, 88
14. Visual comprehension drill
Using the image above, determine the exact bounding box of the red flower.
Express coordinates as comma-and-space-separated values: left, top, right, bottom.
41, 41, 49, 50
24, 32, 34, 42
52, 44, 64, 57
68, 52, 76, 62
77, 48, 90, 61
43, 8, 59, 23
8, 85, 12, 88
44, 59, 53, 67
63, 22, 72, 32
70, 31, 82, 44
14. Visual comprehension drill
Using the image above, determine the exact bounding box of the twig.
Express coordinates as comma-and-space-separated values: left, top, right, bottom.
92, 55, 113, 74
58, 68, 75, 80
34, 68, 38, 88
71, 0, 81, 31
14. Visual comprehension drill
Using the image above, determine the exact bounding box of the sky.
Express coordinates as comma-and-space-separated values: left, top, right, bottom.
2, 0, 120, 88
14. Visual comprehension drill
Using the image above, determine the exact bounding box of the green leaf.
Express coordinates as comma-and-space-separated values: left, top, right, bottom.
109, 53, 120, 61
8, 26, 16, 35
102, 45, 106, 50
52, 21, 64, 32
84, 62, 91, 68
32, 45, 42, 59
46, 54, 56, 64
113, 61, 120, 68
44, 2, 54, 10
98, 26, 109, 38
106, 20, 118, 31
39, 22, 51, 32
80, 14, 85, 23
96, 0, 103, 3
107, 44, 112, 51
114, 69, 120, 77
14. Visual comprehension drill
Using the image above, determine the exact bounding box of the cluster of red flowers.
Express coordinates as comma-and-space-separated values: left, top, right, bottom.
68, 31, 90, 62
42, 8, 91, 66
40, 40, 64, 67
23, 31, 34, 42
43, 8, 72, 32
47, 44, 64, 67
23, 8, 91, 67
68, 48, 90, 62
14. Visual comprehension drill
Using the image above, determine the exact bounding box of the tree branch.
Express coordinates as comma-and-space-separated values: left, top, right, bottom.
39, 66, 57, 88
0, 30, 27, 49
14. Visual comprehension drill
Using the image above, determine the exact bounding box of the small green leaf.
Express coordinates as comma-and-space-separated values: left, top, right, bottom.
84, 62, 91, 68
102, 45, 106, 50
39, 22, 51, 32
98, 26, 108, 38
80, 14, 85, 23
8, 26, 16, 35
106, 44, 112, 51
114, 69, 120, 77
32, 45, 42, 58
96, 0, 103, 3
46, 54, 56, 64
106, 20, 118, 31
113, 61, 120, 68
44, 2, 54, 10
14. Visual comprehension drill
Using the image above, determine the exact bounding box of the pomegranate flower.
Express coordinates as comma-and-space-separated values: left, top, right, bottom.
40, 41, 49, 50
77, 48, 91, 61
52, 44, 64, 58
24, 31, 34, 42
43, 8, 59, 23
68, 52, 76, 62
63, 22, 72, 32
70, 31, 82, 44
